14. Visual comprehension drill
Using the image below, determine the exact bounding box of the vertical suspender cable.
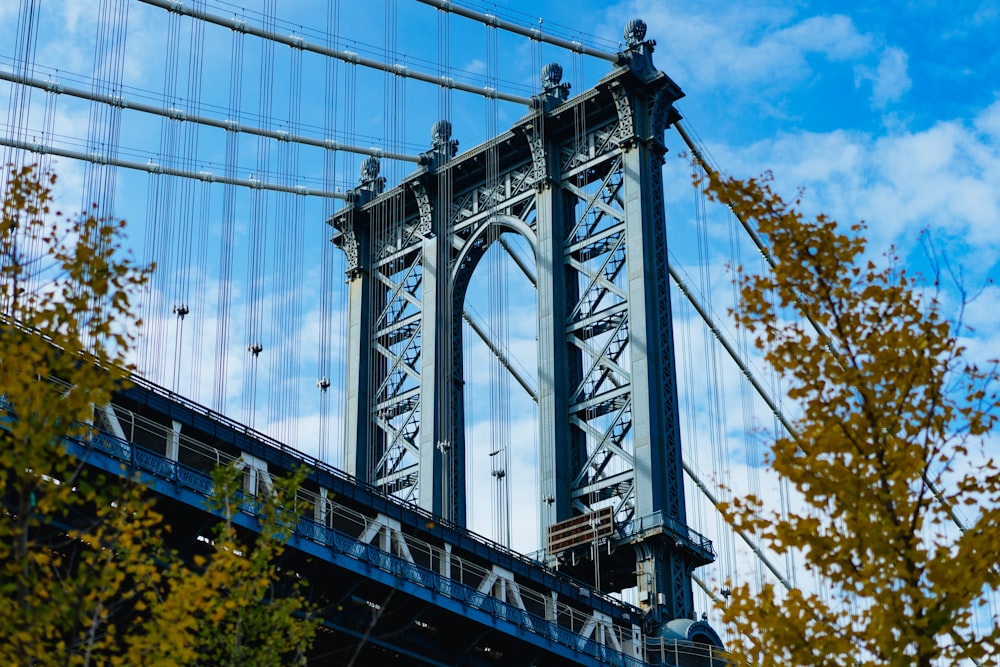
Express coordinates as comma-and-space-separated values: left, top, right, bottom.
2, 1, 41, 311
81, 0, 129, 352
369, 193, 382, 496
318, 0, 342, 466
141, 171, 164, 378
171, 2, 208, 399
291, 44, 306, 447
693, 176, 739, 592
26, 86, 58, 300
483, 19, 510, 548
160, 7, 183, 391
394, 3, 412, 502
369, 187, 378, 494
138, 4, 181, 380
82, 0, 128, 223
213, 23, 245, 412
267, 36, 305, 445
437, 62, 456, 521
725, 193, 767, 587
185, 1, 210, 404
382, 0, 404, 500
3, 0, 40, 170
436, 4, 456, 520
676, 285, 713, 612
341, 59, 358, 471
242, 0, 277, 428
528, 18, 547, 543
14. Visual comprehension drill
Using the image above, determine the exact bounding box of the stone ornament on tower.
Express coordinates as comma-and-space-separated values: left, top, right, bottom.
431, 119, 459, 160
624, 18, 647, 48
359, 155, 385, 195
534, 62, 571, 111
419, 119, 459, 168
541, 62, 570, 102
620, 18, 658, 80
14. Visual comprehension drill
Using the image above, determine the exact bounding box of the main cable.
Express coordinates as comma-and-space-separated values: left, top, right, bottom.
136, 0, 534, 106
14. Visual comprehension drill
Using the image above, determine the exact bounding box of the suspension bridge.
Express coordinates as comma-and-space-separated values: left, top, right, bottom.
0, 0, 899, 664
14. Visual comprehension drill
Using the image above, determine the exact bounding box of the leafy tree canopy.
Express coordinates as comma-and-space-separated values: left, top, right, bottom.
702, 171, 1000, 667
0, 165, 316, 666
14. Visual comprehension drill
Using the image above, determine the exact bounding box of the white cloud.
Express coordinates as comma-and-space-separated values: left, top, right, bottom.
973, 0, 1000, 26
604, 1, 873, 96
770, 14, 873, 63
976, 96, 1000, 138
691, 99, 1000, 263
461, 58, 488, 76
855, 46, 912, 108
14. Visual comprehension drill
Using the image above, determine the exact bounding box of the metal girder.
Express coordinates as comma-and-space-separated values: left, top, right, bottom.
462, 309, 539, 401
330, 21, 713, 633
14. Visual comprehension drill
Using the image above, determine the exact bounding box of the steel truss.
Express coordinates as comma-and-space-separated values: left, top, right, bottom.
330, 22, 714, 628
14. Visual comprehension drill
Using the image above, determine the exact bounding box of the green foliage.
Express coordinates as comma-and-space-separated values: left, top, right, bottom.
125, 464, 316, 667
701, 171, 1000, 667
0, 165, 316, 666
0, 164, 159, 666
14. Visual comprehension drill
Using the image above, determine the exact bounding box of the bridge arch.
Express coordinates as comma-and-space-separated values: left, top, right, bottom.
450, 213, 538, 293
330, 38, 710, 624
452, 215, 539, 548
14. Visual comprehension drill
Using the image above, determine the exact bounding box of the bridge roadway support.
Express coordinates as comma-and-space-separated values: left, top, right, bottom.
73, 376, 733, 665
329, 19, 716, 630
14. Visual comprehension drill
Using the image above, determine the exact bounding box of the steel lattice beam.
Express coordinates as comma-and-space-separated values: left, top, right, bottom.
330, 21, 715, 631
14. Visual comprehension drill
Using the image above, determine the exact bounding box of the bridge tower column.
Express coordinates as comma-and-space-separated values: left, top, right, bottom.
533, 64, 582, 538
336, 159, 384, 485
615, 36, 695, 622
330, 125, 467, 524
329, 17, 715, 632
535, 20, 714, 629
415, 123, 465, 523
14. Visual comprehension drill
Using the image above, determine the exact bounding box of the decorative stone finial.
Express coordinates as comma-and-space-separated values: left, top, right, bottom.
541, 62, 563, 90
535, 61, 570, 108
353, 154, 385, 200
624, 18, 647, 47
360, 155, 380, 184
432, 119, 453, 145
422, 119, 458, 165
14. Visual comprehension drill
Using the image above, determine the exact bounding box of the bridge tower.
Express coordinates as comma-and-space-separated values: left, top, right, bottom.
329, 19, 715, 631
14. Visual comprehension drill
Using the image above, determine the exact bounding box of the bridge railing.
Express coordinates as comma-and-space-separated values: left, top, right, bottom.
296, 514, 648, 663
75, 423, 651, 666
304, 494, 650, 658
12, 386, 733, 666
644, 637, 734, 666
122, 374, 640, 613
621, 511, 716, 560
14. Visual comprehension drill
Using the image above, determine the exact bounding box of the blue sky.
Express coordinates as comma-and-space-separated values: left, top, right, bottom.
2, 0, 999, 620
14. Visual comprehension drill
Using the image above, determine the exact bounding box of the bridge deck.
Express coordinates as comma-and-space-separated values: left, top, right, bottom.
51, 374, 727, 666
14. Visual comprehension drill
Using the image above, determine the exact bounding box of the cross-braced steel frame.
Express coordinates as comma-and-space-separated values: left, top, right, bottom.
330, 25, 714, 628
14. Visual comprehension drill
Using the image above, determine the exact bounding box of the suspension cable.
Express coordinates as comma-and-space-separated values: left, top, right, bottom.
136, 0, 533, 106
676, 118, 973, 536
0, 136, 347, 199
683, 460, 793, 590
0, 69, 423, 164
668, 259, 798, 438
416, 0, 621, 64
462, 310, 537, 401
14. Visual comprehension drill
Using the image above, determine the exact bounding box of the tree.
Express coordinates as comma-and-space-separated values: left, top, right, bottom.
0, 165, 316, 665
700, 171, 1000, 666
124, 464, 316, 667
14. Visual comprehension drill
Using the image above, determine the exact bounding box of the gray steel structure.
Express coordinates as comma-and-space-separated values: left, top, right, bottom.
330, 20, 714, 628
